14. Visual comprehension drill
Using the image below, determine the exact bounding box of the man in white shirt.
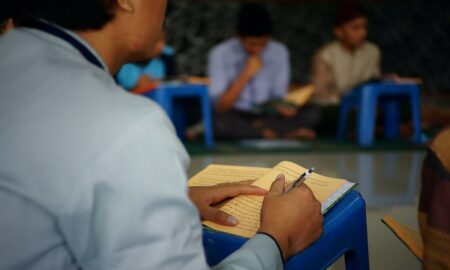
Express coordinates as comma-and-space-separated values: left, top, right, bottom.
0, 1, 323, 269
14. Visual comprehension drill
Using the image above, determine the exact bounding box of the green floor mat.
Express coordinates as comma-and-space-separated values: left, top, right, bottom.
184, 137, 427, 156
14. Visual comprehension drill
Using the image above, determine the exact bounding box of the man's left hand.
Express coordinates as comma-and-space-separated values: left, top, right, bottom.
189, 181, 267, 226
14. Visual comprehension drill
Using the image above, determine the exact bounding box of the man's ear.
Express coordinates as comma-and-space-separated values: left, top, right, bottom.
116, 0, 135, 13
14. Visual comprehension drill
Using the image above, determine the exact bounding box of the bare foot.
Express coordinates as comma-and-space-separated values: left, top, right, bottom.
400, 123, 413, 138
286, 128, 317, 140
186, 130, 198, 141
262, 129, 278, 139
252, 120, 264, 129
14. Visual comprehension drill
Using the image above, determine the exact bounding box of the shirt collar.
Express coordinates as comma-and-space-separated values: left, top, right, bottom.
29, 19, 110, 73
62, 28, 109, 73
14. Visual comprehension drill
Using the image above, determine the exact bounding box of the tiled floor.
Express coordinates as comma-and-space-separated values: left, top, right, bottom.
189, 151, 425, 270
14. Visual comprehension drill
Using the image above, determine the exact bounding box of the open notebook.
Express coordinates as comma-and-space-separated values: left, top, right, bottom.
189, 161, 356, 238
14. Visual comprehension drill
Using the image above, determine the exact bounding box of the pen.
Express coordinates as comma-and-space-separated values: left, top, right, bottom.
284, 167, 315, 194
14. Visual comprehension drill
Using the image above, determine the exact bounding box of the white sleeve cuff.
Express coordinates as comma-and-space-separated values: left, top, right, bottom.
213, 233, 284, 270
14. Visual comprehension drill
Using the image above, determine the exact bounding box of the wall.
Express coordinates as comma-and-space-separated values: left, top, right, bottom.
165, 0, 450, 93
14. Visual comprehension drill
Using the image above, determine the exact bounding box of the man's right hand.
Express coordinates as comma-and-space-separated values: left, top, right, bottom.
243, 55, 263, 79
259, 174, 323, 261
217, 55, 263, 112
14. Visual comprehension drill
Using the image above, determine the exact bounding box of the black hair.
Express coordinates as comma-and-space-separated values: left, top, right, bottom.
2, 0, 117, 31
334, 5, 367, 27
237, 3, 273, 37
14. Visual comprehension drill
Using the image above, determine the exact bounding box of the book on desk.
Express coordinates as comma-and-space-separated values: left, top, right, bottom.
189, 161, 356, 238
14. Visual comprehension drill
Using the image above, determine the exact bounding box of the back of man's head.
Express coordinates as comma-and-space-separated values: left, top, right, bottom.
237, 3, 273, 37
5, 0, 117, 31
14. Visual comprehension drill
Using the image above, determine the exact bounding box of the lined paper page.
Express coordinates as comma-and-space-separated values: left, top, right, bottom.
191, 161, 355, 238
188, 164, 271, 187
203, 195, 265, 238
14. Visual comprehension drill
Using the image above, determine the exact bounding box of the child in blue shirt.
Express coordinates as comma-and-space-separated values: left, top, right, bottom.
116, 32, 176, 94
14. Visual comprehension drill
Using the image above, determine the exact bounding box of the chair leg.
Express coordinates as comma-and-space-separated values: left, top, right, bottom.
344, 199, 370, 270
201, 93, 215, 148
382, 99, 401, 140
338, 104, 351, 140
172, 101, 186, 140
410, 87, 422, 143
358, 90, 377, 146
152, 89, 173, 119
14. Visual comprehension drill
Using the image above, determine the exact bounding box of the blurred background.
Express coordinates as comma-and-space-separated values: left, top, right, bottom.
161, 0, 449, 141
165, 0, 450, 95
159, 1, 450, 269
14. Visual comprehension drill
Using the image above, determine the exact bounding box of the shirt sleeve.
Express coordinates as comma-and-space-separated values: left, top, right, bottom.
213, 234, 283, 270
208, 47, 230, 105
272, 46, 291, 99
116, 64, 142, 90
372, 45, 382, 78
311, 51, 339, 104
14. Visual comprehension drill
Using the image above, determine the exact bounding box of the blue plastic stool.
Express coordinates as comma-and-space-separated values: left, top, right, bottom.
145, 84, 214, 148
203, 191, 369, 270
337, 82, 422, 146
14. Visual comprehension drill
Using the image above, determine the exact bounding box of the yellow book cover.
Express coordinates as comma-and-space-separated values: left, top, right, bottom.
284, 84, 315, 107
382, 216, 424, 261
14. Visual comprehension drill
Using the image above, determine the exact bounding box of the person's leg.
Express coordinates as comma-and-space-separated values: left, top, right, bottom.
213, 110, 266, 139
317, 105, 341, 136
261, 105, 322, 139
292, 105, 322, 129
285, 105, 322, 139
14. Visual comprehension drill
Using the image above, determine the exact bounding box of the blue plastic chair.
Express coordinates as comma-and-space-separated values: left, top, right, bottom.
145, 84, 214, 148
203, 191, 369, 270
337, 82, 422, 146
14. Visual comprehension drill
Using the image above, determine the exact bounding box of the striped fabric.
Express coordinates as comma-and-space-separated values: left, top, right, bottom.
419, 128, 450, 270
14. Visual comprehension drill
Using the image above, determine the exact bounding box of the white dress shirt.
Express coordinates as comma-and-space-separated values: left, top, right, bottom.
0, 25, 282, 270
